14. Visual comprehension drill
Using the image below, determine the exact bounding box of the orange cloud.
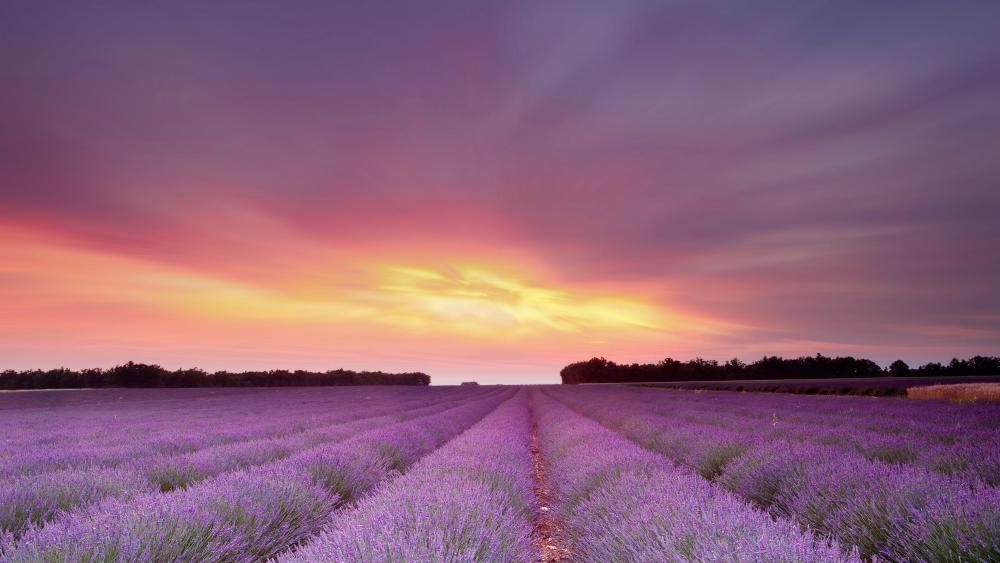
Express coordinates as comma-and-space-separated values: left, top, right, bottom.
0, 221, 736, 382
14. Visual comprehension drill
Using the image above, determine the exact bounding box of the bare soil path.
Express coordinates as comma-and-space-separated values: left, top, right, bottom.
529, 399, 572, 562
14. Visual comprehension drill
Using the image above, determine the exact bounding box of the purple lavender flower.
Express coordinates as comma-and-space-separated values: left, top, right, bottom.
284, 392, 535, 562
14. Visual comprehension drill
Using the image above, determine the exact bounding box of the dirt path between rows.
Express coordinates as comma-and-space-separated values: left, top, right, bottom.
530, 413, 572, 562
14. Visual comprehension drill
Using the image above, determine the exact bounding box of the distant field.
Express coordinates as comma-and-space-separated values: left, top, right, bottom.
628, 374, 1000, 396
1, 386, 999, 561
909, 382, 1000, 402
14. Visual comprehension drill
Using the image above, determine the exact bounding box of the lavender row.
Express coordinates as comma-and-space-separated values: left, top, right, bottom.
551, 388, 1000, 560
0, 387, 369, 451
0, 390, 504, 539
532, 390, 853, 562
610, 384, 1000, 444
575, 386, 1000, 485
563, 385, 1000, 487
0, 387, 494, 479
138, 389, 503, 492
0, 387, 491, 477
284, 391, 536, 562
3, 390, 511, 561
0, 387, 493, 518
0, 386, 481, 458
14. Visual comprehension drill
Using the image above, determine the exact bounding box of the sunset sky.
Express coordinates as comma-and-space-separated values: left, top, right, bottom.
2, 1, 999, 383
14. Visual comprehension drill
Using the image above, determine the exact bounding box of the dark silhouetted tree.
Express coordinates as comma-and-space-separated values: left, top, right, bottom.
0, 363, 430, 389
559, 354, 998, 384
889, 360, 910, 377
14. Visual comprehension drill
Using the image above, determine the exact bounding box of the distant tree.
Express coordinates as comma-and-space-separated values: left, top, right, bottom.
0, 363, 430, 389
917, 362, 946, 376
948, 358, 971, 376
723, 358, 746, 378
888, 360, 911, 377
460, 381, 479, 386
968, 355, 1000, 375
559, 353, 998, 384
560, 357, 614, 384
108, 362, 169, 388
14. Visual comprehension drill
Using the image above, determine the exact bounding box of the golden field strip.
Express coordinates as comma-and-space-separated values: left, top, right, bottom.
908, 382, 1000, 403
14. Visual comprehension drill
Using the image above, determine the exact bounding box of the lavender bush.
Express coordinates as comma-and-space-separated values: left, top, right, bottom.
572, 385, 1000, 484
0, 388, 499, 540
532, 391, 854, 562
0, 466, 154, 539
2, 388, 507, 559
5, 466, 336, 562
3, 384, 998, 562
0, 386, 484, 478
550, 386, 1000, 561
284, 392, 535, 562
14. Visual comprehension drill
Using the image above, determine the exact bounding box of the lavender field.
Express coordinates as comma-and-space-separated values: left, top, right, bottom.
1, 386, 998, 562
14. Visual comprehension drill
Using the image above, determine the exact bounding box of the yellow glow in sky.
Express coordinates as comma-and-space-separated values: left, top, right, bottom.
0, 224, 737, 383
369, 264, 666, 335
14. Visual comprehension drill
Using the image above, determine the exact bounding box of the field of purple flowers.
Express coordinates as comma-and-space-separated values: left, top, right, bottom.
1, 385, 997, 561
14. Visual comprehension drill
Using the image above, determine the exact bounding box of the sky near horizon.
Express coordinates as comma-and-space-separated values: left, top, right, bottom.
2, 1, 999, 384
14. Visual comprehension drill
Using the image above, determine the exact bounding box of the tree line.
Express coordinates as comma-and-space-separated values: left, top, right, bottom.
560, 354, 1000, 384
0, 362, 431, 389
